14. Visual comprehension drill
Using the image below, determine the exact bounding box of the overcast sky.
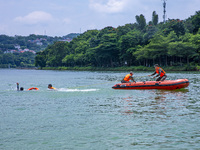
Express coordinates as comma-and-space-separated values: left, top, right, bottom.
0, 0, 199, 37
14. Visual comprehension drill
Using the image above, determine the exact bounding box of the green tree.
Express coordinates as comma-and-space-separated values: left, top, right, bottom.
190, 31, 200, 64
119, 30, 143, 66
46, 42, 68, 67
135, 14, 146, 31
35, 52, 46, 68
152, 11, 158, 26
2, 53, 15, 65
168, 41, 196, 65
162, 19, 186, 37
62, 54, 75, 67
191, 11, 200, 34
95, 33, 119, 67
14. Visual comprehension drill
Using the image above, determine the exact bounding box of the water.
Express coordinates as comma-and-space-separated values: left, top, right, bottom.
0, 69, 200, 150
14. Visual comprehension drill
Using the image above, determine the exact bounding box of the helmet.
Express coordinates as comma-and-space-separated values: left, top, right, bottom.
130, 71, 133, 75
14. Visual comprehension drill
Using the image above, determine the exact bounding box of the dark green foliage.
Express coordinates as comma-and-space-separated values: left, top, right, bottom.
32, 10, 200, 70
135, 14, 146, 31
0, 34, 79, 68
152, 11, 159, 26
185, 11, 200, 34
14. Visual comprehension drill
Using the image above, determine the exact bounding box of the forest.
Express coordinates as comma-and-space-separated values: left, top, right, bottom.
0, 33, 79, 68
35, 10, 200, 71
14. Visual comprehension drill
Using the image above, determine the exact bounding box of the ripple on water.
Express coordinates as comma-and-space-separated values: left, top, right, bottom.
0, 70, 200, 150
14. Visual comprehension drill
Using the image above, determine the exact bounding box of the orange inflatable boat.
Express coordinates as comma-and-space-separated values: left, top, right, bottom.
112, 79, 189, 90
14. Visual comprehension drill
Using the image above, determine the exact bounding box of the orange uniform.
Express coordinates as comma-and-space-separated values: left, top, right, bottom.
123, 74, 133, 82
156, 67, 166, 77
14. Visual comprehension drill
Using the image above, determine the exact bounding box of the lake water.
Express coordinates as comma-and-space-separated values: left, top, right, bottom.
0, 69, 200, 150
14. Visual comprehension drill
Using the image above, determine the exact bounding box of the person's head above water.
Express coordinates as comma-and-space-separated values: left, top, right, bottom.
48, 84, 56, 90
48, 84, 52, 88
20, 87, 24, 91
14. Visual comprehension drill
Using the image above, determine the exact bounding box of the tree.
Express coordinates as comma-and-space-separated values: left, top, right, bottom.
134, 33, 170, 66
2, 53, 15, 65
143, 25, 158, 44
135, 14, 146, 31
116, 24, 136, 37
190, 31, 200, 64
119, 30, 143, 66
162, 19, 186, 37
152, 11, 158, 26
62, 54, 75, 66
168, 41, 195, 65
95, 33, 119, 67
192, 11, 200, 34
46, 42, 68, 67
35, 51, 46, 68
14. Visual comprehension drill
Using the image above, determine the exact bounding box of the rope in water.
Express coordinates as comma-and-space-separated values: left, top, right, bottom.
69, 75, 152, 89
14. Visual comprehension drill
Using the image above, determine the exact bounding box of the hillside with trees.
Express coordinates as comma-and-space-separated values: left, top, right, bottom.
0, 33, 79, 68
35, 10, 200, 71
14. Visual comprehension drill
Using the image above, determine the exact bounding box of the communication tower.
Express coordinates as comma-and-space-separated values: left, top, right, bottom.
162, 0, 167, 23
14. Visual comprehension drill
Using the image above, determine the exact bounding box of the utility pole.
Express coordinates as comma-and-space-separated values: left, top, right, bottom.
162, 0, 167, 23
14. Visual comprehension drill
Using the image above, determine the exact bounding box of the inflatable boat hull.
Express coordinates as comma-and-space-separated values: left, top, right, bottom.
112, 79, 189, 90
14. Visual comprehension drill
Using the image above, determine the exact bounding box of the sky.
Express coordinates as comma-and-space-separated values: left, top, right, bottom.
0, 0, 199, 37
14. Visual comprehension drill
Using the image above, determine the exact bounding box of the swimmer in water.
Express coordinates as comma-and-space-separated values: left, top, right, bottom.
17, 83, 24, 91
16, 83, 39, 91
48, 84, 56, 90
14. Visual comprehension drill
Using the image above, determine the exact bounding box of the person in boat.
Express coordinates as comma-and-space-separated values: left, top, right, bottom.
121, 72, 136, 83
148, 64, 167, 81
48, 84, 56, 90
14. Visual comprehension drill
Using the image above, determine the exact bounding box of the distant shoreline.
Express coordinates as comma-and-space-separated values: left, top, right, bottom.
1, 65, 200, 71
36, 66, 200, 72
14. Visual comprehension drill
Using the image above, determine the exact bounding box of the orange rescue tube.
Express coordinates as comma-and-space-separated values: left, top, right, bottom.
27, 87, 39, 91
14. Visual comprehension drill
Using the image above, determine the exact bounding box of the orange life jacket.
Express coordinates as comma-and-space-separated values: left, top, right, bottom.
123, 74, 132, 81
156, 67, 166, 77
49, 87, 56, 90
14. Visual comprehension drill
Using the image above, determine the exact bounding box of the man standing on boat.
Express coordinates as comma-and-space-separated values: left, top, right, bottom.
148, 64, 167, 81
121, 72, 136, 83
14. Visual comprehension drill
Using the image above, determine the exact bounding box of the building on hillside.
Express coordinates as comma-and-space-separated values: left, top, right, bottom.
14, 45, 21, 50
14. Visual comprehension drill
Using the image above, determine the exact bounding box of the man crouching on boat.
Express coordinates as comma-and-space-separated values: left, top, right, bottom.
148, 64, 167, 81
121, 72, 136, 83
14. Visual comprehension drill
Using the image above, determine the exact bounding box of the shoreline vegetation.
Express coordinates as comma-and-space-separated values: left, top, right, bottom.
37, 65, 200, 71
1, 12, 200, 70
34, 11, 200, 71
1, 63, 200, 71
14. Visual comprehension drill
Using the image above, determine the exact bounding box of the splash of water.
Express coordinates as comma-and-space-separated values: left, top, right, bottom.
57, 88, 99, 92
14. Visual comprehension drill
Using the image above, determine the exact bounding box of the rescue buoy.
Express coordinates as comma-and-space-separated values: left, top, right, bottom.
27, 87, 39, 91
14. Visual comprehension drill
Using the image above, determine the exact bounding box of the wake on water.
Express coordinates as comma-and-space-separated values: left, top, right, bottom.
57, 88, 99, 92
9, 86, 99, 92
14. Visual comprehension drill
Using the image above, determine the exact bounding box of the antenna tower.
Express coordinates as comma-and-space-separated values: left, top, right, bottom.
162, 0, 167, 23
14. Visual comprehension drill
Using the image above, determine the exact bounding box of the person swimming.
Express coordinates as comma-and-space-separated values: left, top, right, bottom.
17, 83, 24, 91
20, 87, 24, 91
16, 83, 39, 91
48, 84, 56, 90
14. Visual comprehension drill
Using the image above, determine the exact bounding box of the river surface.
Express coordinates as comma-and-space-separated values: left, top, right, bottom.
0, 69, 200, 150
